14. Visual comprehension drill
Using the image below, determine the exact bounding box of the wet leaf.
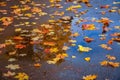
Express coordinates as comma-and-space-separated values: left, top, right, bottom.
100, 5, 110, 9
100, 60, 108, 66
82, 74, 97, 80
82, 24, 96, 30
100, 60, 120, 68
108, 62, 120, 68
15, 44, 26, 49
34, 63, 41, 68
84, 37, 94, 43
8, 58, 17, 62
99, 44, 112, 50
84, 57, 91, 62
78, 45, 92, 52
0, 17, 13, 26
6, 64, 20, 70
14, 72, 29, 80
72, 56, 76, 58
62, 46, 69, 51
50, 47, 59, 53
3, 71, 16, 77
66, 5, 82, 11
106, 55, 116, 60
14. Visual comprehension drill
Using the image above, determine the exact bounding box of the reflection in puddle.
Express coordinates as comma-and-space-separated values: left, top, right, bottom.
5, 16, 74, 64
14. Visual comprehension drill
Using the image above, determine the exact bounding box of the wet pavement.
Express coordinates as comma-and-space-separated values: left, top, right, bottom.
0, 0, 120, 80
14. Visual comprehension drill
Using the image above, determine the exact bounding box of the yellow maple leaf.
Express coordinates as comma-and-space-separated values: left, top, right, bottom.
50, 47, 59, 53
84, 57, 91, 62
83, 74, 97, 80
66, 5, 82, 11
100, 60, 108, 66
14, 72, 29, 80
78, 45, 92, 52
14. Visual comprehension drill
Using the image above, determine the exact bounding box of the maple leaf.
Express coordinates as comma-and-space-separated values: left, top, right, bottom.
82, 24, 96, 30
14, 72, 29, 80
82, 74, 97, 80
99, 44, 112, 50
15, 44, 26, 49
5, 64, 20, 70
34, 63, 41, 68
13, 36, 24, 40
97, 18, 112, 25
100, 60, 108, 66
78, 45, 92, 52
19, 54, 27, 57
3, 71, 16, 77
0, 17, 13, 26
72, 56, 76, 58
10, 5, 19, 9
108, 62, 120, 68
107, 40, 113, 45
106, 55, 116, 60
43, 41, 56, 46
66, 5, 82, 11
8, 58, 17, 62
50, 47, 59, 53
62, 46, 69, 50
15, 28, 22, 32
71, 32, 80, 37
100, 5, 110, 9
100, 60, 120, 68
31, 7, 42, 13
84, 57, 91, 62
84, 37, 94, 43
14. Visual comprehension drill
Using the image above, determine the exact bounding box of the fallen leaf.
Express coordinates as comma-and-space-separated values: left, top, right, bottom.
78, 45, 92, 52
108, 62, 120, 68
106, 55, 116, 60
50, 47, 59, 53
99, 44, 112, 50
8, 58, 17, 62
100, 5, 110, 9
3, 71, 16, 77
82, 74, 97, 80
72, 56, 76, 58
82, 24, 96, 30
100, 60, 108, 66
34, 63, 41, 68
14, 72, 29, 80
6, 64, 20, 70
84, 57, 91, 62
84, 37, 94, 43
15, 44, 26, 49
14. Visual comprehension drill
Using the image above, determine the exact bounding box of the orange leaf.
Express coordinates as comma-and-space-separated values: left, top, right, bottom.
13, 36, 24, 40
34, 63, 41, 67
15, 44, 26, 49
